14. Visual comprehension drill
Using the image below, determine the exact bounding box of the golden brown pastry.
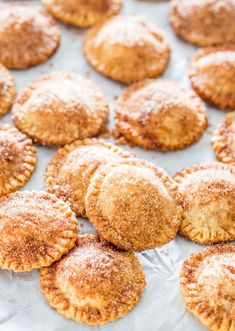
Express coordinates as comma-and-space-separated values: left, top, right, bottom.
12, 71, 109, 146
40, 234, 146, 325
0, 64, 16, 117
46, 139, 133, 217
85, 158, 182, 251
175, 163, 235, 244
42, 0, 122, 28
180, 244, 235, 331
212, 112, 235, 166
0, 2, 60, 69
0, 191, 78, 272
84, 16, 170, 84
170, 0, 235, 46
0, 124, 37, 198
189, 46, 235, 110
114, 79, 207, 151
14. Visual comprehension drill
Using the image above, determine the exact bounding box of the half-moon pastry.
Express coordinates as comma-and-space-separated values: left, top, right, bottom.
12, 71, 109, 146
0, 64, 16, 117
170, 0, 235, 46
174, 163, 235, 244
42, 0, 122, 28
0, 2, 60, 69
46, 139, 133, 217
114, 79, 207, 151
180, 244, 235, 331
189, 46, 235, 110
0, 191, 78, 272
85, 158, 182, 251
84, 16, 170, 84
0, 124, 37, 198
40, 234, 146, 325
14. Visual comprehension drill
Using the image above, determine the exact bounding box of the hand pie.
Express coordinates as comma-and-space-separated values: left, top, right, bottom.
170, 0, 235, 46
85, 158, 182, 251
46, 139, 133, 217
42, 0, 122, 28
0, 191, 78, 272
12, 71, 109, 146
175, 163, 235, 244
0, 124, 37, 198
212, 112, 235, 166
114, 79, 207, 151
84, 16, 170, 84
40, 234, 146, 325
180, 244, 235, 331
0, 2, 60, 69
189, 46, 235, 110
0, 64, 16, 117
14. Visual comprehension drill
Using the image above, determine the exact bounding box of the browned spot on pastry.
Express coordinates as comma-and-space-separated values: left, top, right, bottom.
0, 64, 16, 117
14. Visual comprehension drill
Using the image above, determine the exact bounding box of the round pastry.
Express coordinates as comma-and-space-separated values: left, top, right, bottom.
0, 64, 16, 117
114, 79, 207, 151
170, 0, 235, 46
0, 2, 60, 69
189, 46, 235, 110
42, 0, 122, 28
84, 16, 170, 84
0, 191, 78, 272
46, 139, 133, 217
40, 234, 146, 325
85, 158, 182, 251
12, 71, 109, 146
174, 163, 235, 244
212, 112, 235, 165
180, 244, 235, 331
0, 124, 37, 198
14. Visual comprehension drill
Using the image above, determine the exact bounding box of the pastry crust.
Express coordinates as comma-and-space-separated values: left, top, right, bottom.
0, 64, 16, 117
12, 71, 109, 146
174, 163, 235, 244
42, 0, 122, 28
0, 191, 78, 272
40, 234, 146, 325
189, 46, 235, 110
212, 112, 235, 165
84, 16, 170, 84
85, 158, 182, 251
180, 244, 235, 331
170, 0, 235, 46
0, 124, 37, 198
114, 79, 207, 151
0, 2, 60, 69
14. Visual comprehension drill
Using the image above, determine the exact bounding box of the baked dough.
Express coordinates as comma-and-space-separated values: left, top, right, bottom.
0, 2, 60, 69
175, 163, 235, 244
114, 79, 207, 151
189, 46, 235, 110
170, 0, 235, 46
0, 64, 16, 117
180, 244, 235, 331
42, 0, 122, 27
85, 158, 182, 251
40, 234, 146, 325
212, 112, 235, 166
46, 139, 133, 217
0, 191, 78, 272
12, 71, 109, 146
84, 16, 170, 84
0, 124, 37, 198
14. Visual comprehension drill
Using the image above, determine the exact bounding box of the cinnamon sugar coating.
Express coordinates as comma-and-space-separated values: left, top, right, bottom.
40, 234, 145, 325
170, 0, 235, 46
0, 64, 16, 117
114, 79, 207, 151
181, 244, 235, 331
12, 71, 109, 146
85, 158, 182, 251
0, 2, 60, 69
175, 163, 235, 244
84, 16, 170, 84
0, 191, 78, 272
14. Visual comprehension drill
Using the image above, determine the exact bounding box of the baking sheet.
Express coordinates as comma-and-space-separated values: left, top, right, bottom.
0, 0, 228, 330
